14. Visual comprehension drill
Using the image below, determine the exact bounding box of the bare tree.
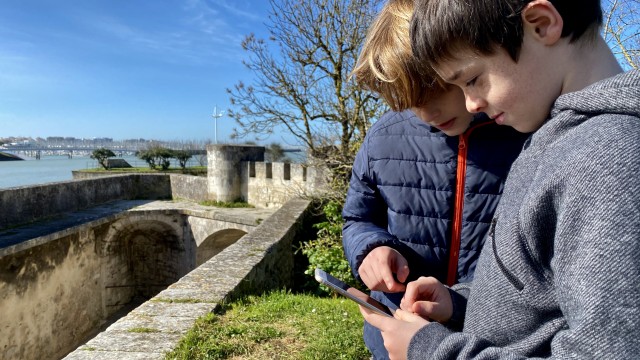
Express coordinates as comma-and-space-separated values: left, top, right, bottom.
603, 0, 640, 69
181, 139, 210, 167
265, 142, 288, 163
227, 0, 385, 169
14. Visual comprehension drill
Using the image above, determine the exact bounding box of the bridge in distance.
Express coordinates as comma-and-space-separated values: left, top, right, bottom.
1, 145, 301, 160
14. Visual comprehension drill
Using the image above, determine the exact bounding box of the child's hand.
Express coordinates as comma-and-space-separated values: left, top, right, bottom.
400, 276, 453, 323
359, 306, 428, 360
358, 246, 409, 293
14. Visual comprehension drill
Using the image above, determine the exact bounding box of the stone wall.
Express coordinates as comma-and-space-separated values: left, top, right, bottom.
206, 144, 265, 203
70, 172, 208, 204
0, 212, 188, 360
63, 198, 314, 360
0, 175, 172, 230
0, 144, 327, 359
0, 201, 269, 360
168, 174, 207, 203
67, 145, 328, 209
0, 230, 103, 360
247, 162, 329, 208
205, 144, 329, 208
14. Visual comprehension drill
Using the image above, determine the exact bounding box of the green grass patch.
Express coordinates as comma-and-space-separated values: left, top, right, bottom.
81, 166, 207, 175
128, 327, 160, 333
165, 290, 369, 360
199, 200, 255, 208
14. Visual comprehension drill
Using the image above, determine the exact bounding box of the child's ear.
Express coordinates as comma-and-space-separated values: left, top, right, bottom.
521, 0, 563, 45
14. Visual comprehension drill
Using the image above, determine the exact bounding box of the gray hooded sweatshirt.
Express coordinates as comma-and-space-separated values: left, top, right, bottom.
408, 70, 640, 359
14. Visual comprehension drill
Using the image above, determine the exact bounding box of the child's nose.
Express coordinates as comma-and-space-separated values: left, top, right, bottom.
465, 94, 486, 113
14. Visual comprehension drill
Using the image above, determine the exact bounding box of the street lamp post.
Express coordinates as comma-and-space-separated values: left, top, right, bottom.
212, 105, 225, 144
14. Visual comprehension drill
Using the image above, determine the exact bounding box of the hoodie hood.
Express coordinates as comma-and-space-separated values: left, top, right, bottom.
526, 69, 640, 150
552, 69, 640, 119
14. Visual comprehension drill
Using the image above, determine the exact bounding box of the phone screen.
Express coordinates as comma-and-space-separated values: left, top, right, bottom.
314, 268, 393, 317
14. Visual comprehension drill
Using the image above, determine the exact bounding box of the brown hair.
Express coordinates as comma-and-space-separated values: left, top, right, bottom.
410, 0, 603, 67
351, 0, 445, 111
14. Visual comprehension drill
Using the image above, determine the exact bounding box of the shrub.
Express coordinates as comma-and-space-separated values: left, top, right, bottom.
136, 146, 173, 170
90, 148, 116, 170
172, 149, 193, 170
301, 199, 357, 291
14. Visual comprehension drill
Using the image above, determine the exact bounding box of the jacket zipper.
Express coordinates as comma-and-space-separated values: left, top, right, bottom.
446, 121, 492, 286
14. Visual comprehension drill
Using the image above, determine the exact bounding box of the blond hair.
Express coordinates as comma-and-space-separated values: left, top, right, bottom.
351, 0, 444, 111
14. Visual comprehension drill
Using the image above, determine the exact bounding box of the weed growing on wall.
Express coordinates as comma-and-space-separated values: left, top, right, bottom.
300, 199, 357, 290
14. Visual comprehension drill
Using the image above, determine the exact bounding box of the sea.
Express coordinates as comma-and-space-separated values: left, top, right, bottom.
0, 155, 202, 190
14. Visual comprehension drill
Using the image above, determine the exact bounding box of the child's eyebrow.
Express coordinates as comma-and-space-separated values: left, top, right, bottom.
444, 69, 464, 83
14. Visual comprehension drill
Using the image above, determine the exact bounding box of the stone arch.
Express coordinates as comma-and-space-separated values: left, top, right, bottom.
196, 229, 247, 266
100, 214, 187, 318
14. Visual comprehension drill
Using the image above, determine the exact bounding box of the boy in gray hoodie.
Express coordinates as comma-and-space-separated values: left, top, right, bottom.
358, 0, 640, 359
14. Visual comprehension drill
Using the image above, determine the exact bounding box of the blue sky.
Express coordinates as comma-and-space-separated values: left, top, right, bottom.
2, 2, 634, 145
0, 0, 283, 143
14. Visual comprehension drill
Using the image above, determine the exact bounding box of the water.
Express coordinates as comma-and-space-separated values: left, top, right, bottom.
0, 155, 204, 190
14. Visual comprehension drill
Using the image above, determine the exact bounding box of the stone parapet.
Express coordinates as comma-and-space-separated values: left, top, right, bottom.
70, 172, 208, 204
168, 174, 207, 203
247, 162, 329, 208
0, 173, 212, 232
0, 175, 173, 231
206, 145, 328, 207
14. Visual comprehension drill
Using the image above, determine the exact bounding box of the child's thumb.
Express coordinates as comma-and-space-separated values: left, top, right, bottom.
412, 301, 443, 321
412, 301, 448, 321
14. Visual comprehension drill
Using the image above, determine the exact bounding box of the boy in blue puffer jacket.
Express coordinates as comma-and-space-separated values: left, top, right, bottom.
342, 0, 529, 358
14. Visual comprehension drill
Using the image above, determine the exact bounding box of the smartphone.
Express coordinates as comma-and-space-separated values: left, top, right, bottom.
314, 268, 393, 317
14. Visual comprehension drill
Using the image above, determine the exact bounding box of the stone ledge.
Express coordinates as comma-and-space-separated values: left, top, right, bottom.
63, 197, 313, 360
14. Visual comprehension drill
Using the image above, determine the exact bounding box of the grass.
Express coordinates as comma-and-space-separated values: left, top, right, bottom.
82, 166, 207, 176
199, 200, 255, 208
129, 327, 160, 333
165, 290, 370, 360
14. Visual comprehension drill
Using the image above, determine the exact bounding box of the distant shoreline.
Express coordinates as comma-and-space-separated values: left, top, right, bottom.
0, 152, 23, 161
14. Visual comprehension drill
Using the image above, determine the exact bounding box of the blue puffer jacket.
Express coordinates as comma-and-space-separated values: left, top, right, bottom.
342, 109, 528, 310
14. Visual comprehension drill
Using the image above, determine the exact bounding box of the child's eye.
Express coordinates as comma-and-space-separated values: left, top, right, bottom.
465, 77, 478, 87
